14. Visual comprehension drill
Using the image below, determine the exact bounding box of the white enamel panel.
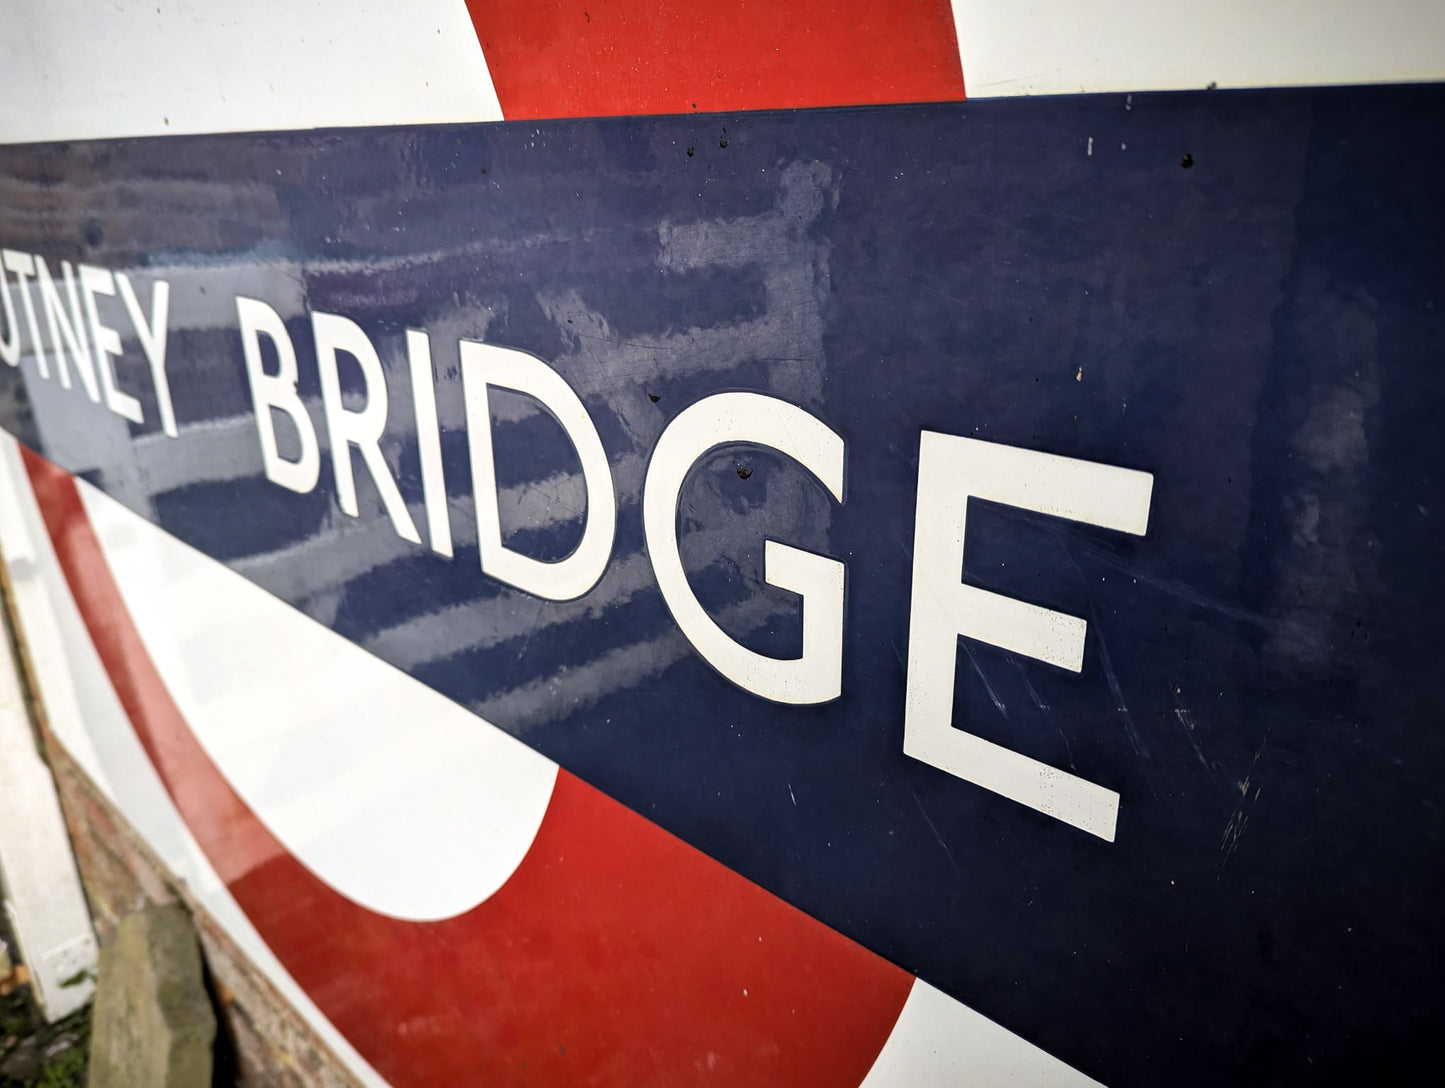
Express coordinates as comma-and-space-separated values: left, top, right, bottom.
76, 480, 558, 924
861, 980, 1102, 1086
0, 435, 391, 1086
0, 0, 502, 144
952, 0, 1445, 97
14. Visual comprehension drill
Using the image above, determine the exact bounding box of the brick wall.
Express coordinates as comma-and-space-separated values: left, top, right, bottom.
1, 564, 365, 1088
41, 735, 364, 1087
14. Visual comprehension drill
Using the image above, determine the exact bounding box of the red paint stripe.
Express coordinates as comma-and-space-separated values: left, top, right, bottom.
468, 0, 965, 120
23, 447, 913, 1088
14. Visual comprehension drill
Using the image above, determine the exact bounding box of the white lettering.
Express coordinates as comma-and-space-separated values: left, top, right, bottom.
904, 432, 1153, 841
236, 296, 320, 495
79, 265, 143, 424
461, 341, 614, 601
643, 392, 845, 706
406, 329, 452, 558
312, 311, 420, 544
0, 259, 19, 367
36, 259, 99, 401
0, 251, 44, 376
116, 274, 175, 437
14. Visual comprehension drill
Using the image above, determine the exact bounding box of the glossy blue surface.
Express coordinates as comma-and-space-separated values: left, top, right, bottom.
2, 85, 1443, 1084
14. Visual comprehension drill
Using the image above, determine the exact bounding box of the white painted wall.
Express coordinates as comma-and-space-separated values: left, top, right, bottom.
0, 557, 97, 1020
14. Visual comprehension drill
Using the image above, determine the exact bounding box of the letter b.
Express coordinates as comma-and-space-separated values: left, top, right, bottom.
237, 297, 320, 495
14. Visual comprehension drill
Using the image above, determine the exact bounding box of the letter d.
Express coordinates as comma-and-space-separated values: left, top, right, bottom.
462, 342, 615, 601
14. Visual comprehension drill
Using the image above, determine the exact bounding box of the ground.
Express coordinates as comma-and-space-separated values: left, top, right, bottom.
0, 984, 90, 1088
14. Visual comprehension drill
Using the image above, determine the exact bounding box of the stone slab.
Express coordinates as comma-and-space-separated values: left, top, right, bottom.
87, 905, 214, 1088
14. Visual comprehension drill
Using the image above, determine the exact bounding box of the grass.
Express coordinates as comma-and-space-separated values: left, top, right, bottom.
32, 1043, 86, 1088
0, 988, 90, 1088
